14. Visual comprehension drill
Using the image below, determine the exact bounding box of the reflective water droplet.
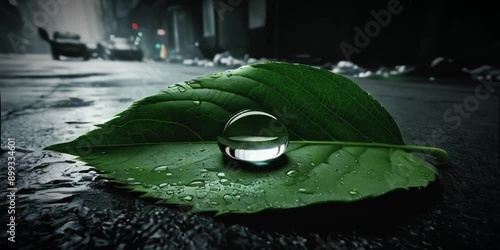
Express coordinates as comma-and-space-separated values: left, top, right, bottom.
296, 162, 304, 168
176, 84, 186, 92
187, 80, 202, 88
126, 178, 135, 181
166, 172, 173, 177
286, 170, 301, 178
217, 109, 289, 162
310, 162, 315, 166
223, 194, 233, 203
200, 148, 206, 152
209, 201, 218, 206
298, 188, 314, 194
182, 195, 193, 201
188, 180, 205, 187
220, 178, 229, 185
354, 159, 359, 164
192, 94, 201, 106
195, 190, 208, 199
153, 165, 169, 172
159, 183, 169, 188
217, 172, 226, 178
349, 189, 359, 195
246, 204, 259, 211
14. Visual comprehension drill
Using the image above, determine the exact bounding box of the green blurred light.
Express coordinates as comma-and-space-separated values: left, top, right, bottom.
138, 32, 143, 37
155, 43, 161, 49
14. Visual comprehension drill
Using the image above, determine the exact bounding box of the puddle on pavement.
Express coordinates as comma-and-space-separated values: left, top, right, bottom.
50, 97, 94, 108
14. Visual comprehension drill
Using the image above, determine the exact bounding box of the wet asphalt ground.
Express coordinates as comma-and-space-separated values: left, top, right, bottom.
0, 54, 498, 249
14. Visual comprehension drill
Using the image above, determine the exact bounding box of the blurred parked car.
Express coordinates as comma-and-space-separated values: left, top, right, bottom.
97, 37, 143, 61
38, 27, 91, 60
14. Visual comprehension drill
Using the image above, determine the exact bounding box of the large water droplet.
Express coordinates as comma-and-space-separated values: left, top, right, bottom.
217, 109, 289, 162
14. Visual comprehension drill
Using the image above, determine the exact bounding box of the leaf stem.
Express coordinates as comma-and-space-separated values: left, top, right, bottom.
289, 140, 448, 162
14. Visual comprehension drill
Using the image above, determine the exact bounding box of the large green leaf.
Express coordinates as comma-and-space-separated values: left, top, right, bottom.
46, 62, 446, 214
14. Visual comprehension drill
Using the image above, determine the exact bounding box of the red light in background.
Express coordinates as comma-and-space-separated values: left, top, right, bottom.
132, 23, 138, 30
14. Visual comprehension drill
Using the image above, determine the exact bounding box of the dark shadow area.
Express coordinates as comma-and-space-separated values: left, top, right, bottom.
215, 179, 442, 235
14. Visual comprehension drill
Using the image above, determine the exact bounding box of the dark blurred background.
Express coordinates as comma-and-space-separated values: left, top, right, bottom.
1, 0, 499, 68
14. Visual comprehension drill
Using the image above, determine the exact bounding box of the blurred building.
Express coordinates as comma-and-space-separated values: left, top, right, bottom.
2, 0, 498, 67
145, 0, 499, 67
